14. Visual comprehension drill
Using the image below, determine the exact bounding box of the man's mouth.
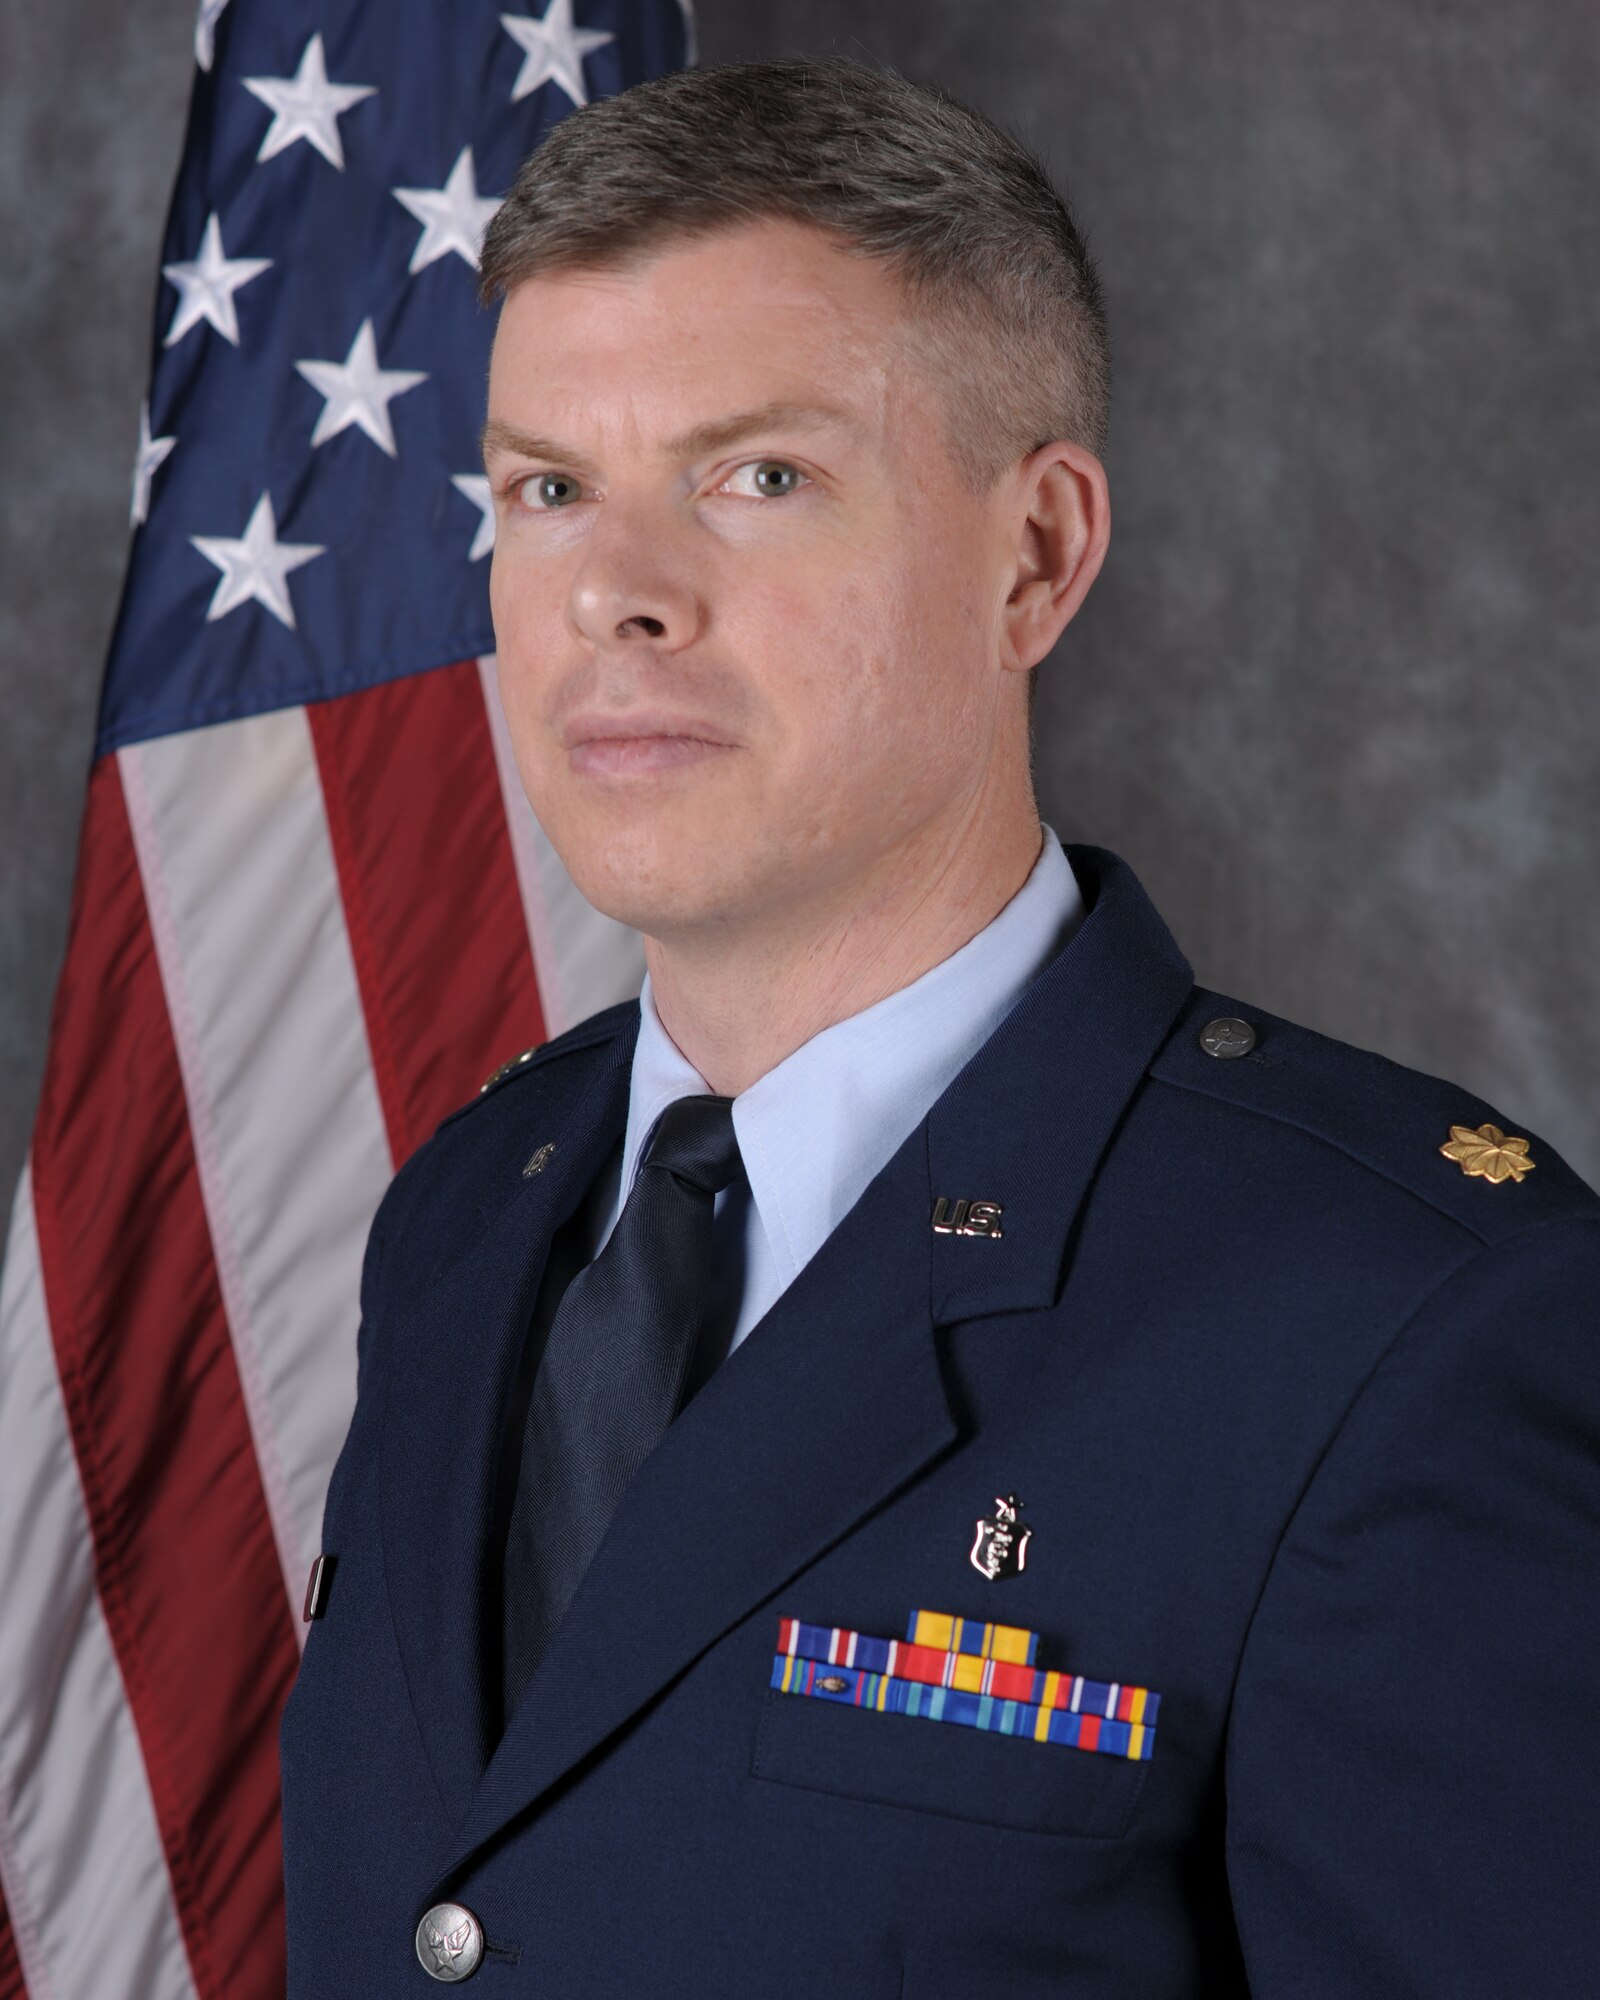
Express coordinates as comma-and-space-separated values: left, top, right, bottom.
562, 711, 737, 778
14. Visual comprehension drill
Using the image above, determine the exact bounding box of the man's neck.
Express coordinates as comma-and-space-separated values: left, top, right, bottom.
643, 800, 1046, 1098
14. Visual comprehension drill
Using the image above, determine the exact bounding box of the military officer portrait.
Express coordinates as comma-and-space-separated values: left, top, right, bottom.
279, 55, 1600, 1996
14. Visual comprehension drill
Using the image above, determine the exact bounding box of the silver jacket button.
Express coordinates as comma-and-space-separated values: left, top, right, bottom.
416, 1903, 484, 1982
1200, 1016, 1256, 1060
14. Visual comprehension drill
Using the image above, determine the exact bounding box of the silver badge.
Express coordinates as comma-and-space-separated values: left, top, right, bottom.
970, 1493, 1031, 1581
521, 1141, 556, 1178
416, 1902, 484, 1983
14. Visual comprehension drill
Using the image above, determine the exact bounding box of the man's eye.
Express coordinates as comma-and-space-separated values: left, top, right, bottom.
527, 472, 582, 508
727, 460, 806, 499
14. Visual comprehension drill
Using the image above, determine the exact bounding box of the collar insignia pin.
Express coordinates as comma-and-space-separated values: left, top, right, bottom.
971, 1492, 1031, 1581
932, 1197, 1004, 1238
522, 1141, 556, 1178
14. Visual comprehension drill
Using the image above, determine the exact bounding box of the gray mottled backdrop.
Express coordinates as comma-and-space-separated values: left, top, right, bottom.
3, 0, 1596, 1205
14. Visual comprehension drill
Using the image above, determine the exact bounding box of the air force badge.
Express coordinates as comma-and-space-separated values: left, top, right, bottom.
970, 1493, 1031, 1581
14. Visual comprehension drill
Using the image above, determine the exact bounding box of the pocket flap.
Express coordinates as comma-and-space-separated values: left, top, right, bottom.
751, 1685, 1148, 1840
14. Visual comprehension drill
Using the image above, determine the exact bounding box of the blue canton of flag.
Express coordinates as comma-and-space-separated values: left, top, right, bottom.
106, 0, 693, 756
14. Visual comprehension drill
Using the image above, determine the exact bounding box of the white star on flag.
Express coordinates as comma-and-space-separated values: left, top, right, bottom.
130, 401, 177, 527
296, 320, 428, 457
392, 147, 503, 273
500, 0, 616, 109
451, 475, 497, 561
194, 0, 230, 71
243, 34, 377, 170
161, 213, 272, 348
191, 491, 325, 629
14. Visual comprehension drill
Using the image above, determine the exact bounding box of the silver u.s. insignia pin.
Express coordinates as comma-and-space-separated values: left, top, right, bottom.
970, 1493, 1031, 1581
931, 1197, 1004, 1238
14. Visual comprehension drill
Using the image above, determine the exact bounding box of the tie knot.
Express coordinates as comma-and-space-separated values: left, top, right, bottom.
643, 1094, 743, 1195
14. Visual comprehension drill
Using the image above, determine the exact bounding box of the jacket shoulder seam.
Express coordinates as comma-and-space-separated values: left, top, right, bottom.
1147, 1068, 1501, 1248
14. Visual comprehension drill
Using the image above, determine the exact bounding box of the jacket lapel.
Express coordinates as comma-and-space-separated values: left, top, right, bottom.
439, 1122, 956, 1880
432, 840, 1195, 1883
927, 843, 1195, 1326
378, 1028, 635, 1825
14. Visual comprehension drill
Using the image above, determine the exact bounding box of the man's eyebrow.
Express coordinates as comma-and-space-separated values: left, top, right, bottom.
479, 401, 854, 474
480, 418, 599, 477
662, 400, 856, 461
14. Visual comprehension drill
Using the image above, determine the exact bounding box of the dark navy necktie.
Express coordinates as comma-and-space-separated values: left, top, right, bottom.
501, 1093, 745, 1719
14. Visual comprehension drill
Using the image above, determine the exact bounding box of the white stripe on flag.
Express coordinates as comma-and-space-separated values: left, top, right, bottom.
120, 711, 393, 1626
0, 1166, 200, 2000
477, 653, 645, 1037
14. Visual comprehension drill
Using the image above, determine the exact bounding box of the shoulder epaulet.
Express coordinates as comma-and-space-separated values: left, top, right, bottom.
1148, 986, 1597, 1249
435, 998, 640, 1133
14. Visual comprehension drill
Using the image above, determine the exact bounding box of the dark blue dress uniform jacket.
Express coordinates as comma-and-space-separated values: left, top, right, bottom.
280, 843, 1600, 1996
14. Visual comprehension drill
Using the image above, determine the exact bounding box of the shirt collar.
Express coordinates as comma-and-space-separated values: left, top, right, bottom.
617, 823, 1084, 1286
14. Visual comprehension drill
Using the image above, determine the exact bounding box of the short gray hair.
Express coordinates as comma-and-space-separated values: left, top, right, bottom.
479, 56, 1110, 489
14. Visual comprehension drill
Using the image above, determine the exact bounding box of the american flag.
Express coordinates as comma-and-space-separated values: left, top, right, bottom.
0, 3, 690, 1992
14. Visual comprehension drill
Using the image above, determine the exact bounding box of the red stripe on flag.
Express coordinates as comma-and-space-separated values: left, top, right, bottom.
29, 759, 298, 2000
309, 660, 548, 1166
0, 1894, 27, 2000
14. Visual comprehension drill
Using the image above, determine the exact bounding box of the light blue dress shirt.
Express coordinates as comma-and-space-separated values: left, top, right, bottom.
594, 825, 1084, 1360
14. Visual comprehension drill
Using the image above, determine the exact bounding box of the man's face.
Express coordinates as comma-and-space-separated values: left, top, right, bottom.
483, 217, 1030, 944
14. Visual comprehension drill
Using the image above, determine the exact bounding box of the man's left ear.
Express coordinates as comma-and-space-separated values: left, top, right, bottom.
1001, 441, 1111, 673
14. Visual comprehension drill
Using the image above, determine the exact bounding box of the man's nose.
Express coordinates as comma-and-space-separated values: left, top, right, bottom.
568, 509, 701, 654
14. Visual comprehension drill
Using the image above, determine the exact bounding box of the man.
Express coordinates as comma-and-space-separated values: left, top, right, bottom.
280, 57, 1600, 1997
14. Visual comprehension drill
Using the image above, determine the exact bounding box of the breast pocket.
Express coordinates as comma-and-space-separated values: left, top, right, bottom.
750, 1684, 1148, 1840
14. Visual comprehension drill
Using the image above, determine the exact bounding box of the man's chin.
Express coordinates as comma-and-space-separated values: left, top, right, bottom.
553, 837, 747, 940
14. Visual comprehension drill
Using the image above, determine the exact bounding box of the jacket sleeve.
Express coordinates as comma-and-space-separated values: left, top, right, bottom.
1224, 1214, 1600, 1996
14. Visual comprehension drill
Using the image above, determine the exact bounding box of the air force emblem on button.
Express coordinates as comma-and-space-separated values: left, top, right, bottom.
971, 1493, 1031, 1581
1441, 1122, 1535, 1184
1200, 1016, 1256, 1059
416, 1902, 484, 1982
